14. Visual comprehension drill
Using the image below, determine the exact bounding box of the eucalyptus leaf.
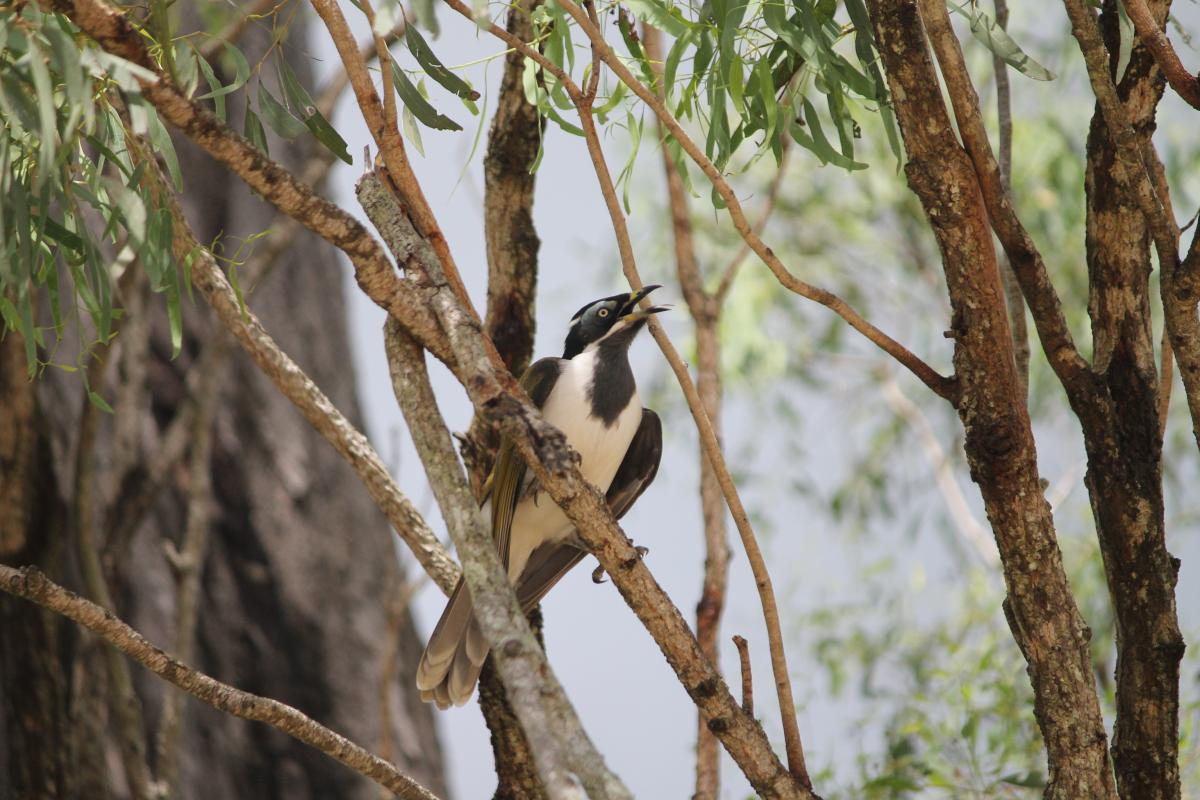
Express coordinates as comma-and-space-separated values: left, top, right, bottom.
405, 24, 479, 100
953, 1, 1055, 81
392, 63, 463, 131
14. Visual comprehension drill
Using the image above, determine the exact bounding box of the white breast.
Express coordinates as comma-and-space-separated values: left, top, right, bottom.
505, 351, 642, 580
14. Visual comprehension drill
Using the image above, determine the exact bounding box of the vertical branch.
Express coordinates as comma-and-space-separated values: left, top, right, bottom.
988, 0, 1029, 401
1070, 1, 1185, 795
642, 25, 731, 800
153, 354, 222, 794
465, 0, 546, 495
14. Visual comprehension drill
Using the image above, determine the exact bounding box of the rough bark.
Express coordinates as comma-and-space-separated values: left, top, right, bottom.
1082, 2, 1184, 796
0, 10, 445, 799
867, 2, 1117, 798
473, 4, 552, 797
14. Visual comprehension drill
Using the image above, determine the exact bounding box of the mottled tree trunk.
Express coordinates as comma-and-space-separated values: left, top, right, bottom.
1081, 2, 1183, 796
0, 10, 444, 800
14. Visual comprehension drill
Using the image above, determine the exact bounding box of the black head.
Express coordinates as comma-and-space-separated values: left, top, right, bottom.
562, 285, 669, 359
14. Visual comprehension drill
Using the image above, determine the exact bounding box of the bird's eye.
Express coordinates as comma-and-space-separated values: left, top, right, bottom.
597, 308, 610, 318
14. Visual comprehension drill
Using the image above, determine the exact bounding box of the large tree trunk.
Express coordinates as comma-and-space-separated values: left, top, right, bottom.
0, 11, 445, 799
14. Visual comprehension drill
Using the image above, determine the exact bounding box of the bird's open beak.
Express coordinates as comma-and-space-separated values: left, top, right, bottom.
620, 284, 671, 319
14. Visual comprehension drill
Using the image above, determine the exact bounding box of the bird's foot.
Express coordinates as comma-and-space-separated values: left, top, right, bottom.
591, 546, 649, 584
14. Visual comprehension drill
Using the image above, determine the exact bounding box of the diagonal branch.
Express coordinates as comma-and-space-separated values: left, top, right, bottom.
515, 0, 954, 401
119, 128, 460, 595
381, 314, 628, 800
1123, 0, 1200, 110
0, 565, 442, 800
359, 167, 815, 800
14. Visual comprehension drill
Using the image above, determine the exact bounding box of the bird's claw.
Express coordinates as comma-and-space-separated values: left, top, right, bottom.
591, 545, 650, 584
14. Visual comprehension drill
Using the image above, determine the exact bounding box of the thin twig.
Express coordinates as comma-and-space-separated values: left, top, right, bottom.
732, 635, 754, 717
985, 0, 1029, 401
1160, 327, 1174, 436
0, 565, 443, 800
643, 25, 730, 800
566, 13, 810, 789
713, 139, 791, 308
309, 0, 475, 318
441, 0, 952, 401
1123, 0, 1200, 110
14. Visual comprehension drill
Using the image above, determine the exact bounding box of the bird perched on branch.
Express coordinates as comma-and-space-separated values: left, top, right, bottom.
417, 285, 668, 709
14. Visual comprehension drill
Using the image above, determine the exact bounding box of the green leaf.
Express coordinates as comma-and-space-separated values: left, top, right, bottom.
405, 24, 479, 100
196, 54, 227, 121
26, 40, 57, 189
243, 104, 270, 155
196, 42, 251, 100
103, 178, 148, 247
623, 0, 690, 37
391, 62, 463, 131
87, 389, 114, 414
279, 57, 353, 162
954, 2, 1055, 81
411, 0, 440, 35
402, 104, 426, 156
257, 81, 307, 139
303, 109, 353, 164
145, 103, 183, 191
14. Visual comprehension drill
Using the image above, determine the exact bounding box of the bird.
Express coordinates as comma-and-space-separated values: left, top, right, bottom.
416, 284, 668, 709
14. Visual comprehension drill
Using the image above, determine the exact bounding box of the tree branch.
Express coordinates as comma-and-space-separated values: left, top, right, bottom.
0, 565, 442, 800
44, 0, 456, 369
868, 2, 1116, 796
1123, 0, 1200, 109
732, 635, 754, 717
309, 0, 474, 319
986, 0, 1030, 401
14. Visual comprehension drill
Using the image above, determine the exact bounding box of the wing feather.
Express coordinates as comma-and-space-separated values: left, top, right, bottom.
488, 358, 563, 568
